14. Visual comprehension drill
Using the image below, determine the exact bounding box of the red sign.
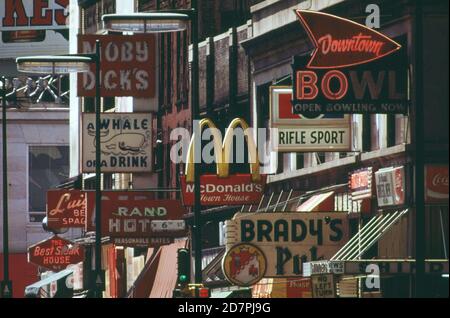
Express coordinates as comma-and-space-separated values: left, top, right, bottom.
28, 236, 85, 272
77, 34, 156, 97
180, 174, 266, 206
99, 196, 188, 239
286, 278, 312, 298
46, 190, 88, 229
425, 165, 449, 204
295, 10, 401, 69
349, 168, 373, 201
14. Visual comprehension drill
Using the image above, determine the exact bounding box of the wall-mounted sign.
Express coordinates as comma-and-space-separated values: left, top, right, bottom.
225, 212, 349, 278
292, 10, 408, 115
349, 167, 373, 201
425, 165, 449, 204
270, 86, 351, 152
311, 274, 336, 298
28, 236, 85, 272
46, 190, 88, 229
81, 113, 153, 173
375, 166, 405, 207
77, 34, 156, 97
1, 0, 68, 31
100, 198, 187, 240
181, 118, 266, 206
222, 243, 267, 287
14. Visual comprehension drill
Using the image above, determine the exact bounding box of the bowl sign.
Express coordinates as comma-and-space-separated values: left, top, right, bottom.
28, 236, 85, 272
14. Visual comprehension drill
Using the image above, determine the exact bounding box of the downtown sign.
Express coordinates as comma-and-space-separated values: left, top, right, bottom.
81, 113, 152, 173
270, 86, 351, 152
292, 10, 408, 115
223, 212, 349, 286
28, 235, 84, 272
180, 118, 266, 206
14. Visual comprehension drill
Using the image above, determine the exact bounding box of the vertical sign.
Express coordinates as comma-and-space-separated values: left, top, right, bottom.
375, 166, 406, 207
311, 274, 336, 298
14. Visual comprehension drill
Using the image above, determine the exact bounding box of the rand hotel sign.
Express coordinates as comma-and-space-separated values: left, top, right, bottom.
225, 212, 349, 279
81, 113, 152, 173
77, 34, 156, 97
292, 10, 408, 115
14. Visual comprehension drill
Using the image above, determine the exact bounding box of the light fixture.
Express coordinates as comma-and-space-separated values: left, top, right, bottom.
16, 56, 92, 74
102, 13, 190, 33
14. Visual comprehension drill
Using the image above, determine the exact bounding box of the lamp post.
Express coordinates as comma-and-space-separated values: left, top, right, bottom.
102, 1, 203, 295
16, 42, 104, 298
1, 76, 12, 298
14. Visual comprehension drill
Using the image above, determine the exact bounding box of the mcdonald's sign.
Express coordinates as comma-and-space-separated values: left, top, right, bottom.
180, 118, 266, 206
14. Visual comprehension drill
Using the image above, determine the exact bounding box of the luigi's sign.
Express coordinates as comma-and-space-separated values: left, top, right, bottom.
224, 212, 349, 281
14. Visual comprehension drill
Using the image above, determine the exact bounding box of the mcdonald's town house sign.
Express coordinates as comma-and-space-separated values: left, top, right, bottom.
180, 118, 266, 206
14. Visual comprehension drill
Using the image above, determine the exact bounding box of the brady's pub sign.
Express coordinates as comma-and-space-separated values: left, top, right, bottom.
223, 212, 349, 286
180, 118, 266, 206
292, 10, 408, 115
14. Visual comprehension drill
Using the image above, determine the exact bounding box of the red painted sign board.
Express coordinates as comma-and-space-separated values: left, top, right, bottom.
28, 236, 85, 272
46, 190, 88, 230
425, 165, 449, 204
180, 174, 266, 206
77, 34, 156, 97
349, 168, 373, 201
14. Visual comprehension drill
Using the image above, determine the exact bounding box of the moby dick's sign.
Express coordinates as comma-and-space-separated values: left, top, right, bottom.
180, 118, 266, 206
28, 236, 84, 271
82, 113, 152, 173
225, 212, 349, 278
292, 10, 408, 115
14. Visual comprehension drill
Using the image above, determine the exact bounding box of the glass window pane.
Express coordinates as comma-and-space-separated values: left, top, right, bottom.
28, 146, 70, 221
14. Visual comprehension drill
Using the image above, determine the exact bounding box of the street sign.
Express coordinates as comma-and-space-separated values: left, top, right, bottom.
311, 274, 336, 298
304, 260, 345, 276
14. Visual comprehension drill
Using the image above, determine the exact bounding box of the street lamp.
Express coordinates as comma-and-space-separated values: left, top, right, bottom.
1, 77, 12, 298
16, 41, 104, 298
102, 2, 203, 296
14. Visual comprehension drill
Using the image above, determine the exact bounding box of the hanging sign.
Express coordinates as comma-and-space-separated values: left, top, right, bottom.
180, 118, 266, 206
81, 113, 153, 173
349, 167, 373, 201
77, 34, 156, 97
292, 10, 408, 115
375, 166, 406, 207
270, 86, 351, 152
425, 165, 449, 204
28, 236, 85, 272
1, 0, 68, 31
225, 212, 349, 279
46, 190, 88, 229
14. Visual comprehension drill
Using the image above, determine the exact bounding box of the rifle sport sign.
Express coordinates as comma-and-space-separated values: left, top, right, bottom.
81, 113, 152, 173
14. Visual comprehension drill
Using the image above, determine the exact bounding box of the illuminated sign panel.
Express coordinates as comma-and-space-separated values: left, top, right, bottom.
292, 10, 408, 115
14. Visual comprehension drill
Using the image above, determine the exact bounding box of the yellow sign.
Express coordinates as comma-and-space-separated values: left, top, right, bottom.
185, 118, 261, 182
222, 243, 267, 287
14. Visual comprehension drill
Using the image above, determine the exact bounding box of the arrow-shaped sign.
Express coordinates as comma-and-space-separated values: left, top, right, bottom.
295, 10, 401, 69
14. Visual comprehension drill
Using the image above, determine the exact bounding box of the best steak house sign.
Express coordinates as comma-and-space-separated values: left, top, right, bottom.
292, 10, 408, 115
77, 34, 155, 97
28, 236, 84, 271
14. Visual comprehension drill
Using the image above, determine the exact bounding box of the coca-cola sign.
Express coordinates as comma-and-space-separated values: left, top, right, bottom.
28, 236, 85, 272
47, 190, 89, 229
425, 165, 449, 204
180, 174, 266, 206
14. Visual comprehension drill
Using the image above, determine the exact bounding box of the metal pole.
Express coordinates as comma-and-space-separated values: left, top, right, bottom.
1, 77, 12, 298
94, 40, 103, 298
191, 0, 202, 296
413, 0, 426, 298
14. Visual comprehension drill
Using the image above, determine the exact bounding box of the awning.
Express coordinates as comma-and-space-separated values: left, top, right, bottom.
331, 209, 409, 261
25, 269, 73, 298
149, 239, 188, 298
297, 191, 334, 212
126, 248, 159, 298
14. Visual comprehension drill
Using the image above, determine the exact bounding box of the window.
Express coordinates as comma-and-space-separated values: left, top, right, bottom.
28, 146, 70, 222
